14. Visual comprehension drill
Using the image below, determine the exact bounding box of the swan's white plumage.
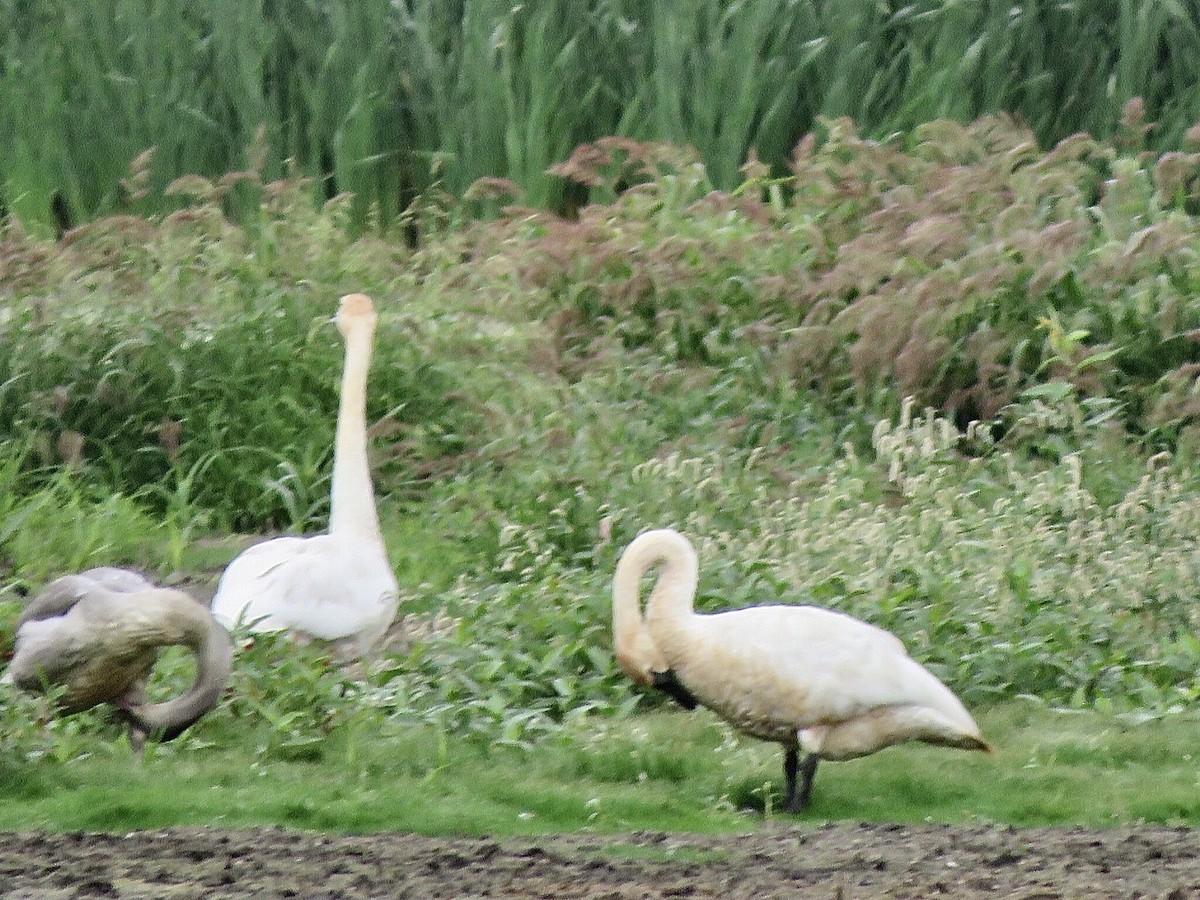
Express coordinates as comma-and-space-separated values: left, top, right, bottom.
614, 528, 989, 810
666, 606, 981, 756
212, 534, 396, 654
210, 293, 398, 658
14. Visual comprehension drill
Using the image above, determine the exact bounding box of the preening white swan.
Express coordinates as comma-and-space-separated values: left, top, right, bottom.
613, 528, 991, 812
210, 293, 398, 658
4, 568, 233, 749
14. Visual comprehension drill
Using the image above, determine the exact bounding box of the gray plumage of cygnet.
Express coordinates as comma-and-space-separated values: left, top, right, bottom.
4, 567, 233, 751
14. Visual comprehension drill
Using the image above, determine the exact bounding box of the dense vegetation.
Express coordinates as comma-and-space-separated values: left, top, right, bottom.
1, 113, 1199, 828
7, 0, 1200, 234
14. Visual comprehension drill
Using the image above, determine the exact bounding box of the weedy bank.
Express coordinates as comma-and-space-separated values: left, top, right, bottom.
0, 117, 1199, 831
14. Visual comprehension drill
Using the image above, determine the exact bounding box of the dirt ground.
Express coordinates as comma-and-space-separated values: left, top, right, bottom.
0, 823, 1196, 899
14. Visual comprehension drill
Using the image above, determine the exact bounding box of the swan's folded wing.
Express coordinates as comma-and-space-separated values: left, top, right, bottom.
209, 536, 312, 631
211, 535, 397, 645
684, 605, 978, 735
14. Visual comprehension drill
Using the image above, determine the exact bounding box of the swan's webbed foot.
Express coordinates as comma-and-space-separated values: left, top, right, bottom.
650, 669, 698, 710
782, 749, 819, 813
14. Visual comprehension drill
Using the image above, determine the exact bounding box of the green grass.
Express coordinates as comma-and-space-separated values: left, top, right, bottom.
1, 703, 1196, 835
7, 1, 1200, 232
815, 702, 1200, 827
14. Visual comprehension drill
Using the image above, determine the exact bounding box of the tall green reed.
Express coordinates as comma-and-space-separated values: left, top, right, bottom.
8, 1, 1200, 233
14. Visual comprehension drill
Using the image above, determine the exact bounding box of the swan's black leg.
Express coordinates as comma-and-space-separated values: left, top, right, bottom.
797, 753, 819, 810
783, 748, 798, 809
783, 751, 819, 813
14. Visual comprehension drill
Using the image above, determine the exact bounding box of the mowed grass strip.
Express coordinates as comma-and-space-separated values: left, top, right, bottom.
0, 704, 1195, 835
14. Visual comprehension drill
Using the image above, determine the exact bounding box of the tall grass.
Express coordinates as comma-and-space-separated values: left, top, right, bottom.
622, 0, 821, 190
2, 109, 1200, 788
7, 1, 1200, 233
0, 177, 478, 532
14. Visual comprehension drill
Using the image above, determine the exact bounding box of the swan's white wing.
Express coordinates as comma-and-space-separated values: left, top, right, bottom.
265, 539, 397, 643
211, 534, 397, 646
676, 605, 978, 738
211, 536, 306, 631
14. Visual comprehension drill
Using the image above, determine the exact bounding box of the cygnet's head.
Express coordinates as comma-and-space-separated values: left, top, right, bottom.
336, 293, 377, 337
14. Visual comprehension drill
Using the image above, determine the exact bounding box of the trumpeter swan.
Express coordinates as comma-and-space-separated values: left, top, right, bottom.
613, 528, 990, 812
210, 294, 398, 658
5, 568, 232, 750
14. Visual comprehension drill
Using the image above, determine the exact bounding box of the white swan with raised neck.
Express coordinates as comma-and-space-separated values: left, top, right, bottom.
210, 293, 398, 658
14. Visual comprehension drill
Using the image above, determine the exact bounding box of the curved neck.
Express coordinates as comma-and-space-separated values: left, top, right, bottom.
614, 529, 699, 635
126, 601, 233, 742
329, 323, 382, 540
612, 558, 649, 678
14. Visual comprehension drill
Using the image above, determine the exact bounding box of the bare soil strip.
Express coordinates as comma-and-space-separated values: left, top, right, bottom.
2, 823, 1197, 899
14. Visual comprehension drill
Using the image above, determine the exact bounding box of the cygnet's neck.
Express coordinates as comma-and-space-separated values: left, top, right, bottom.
329, 322, 382, 541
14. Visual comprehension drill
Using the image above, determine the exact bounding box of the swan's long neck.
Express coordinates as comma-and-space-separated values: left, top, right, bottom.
122, 592, 233, 741
615, 529, 699, 649
329, 322, 382, 541
612, 547, 651, 678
